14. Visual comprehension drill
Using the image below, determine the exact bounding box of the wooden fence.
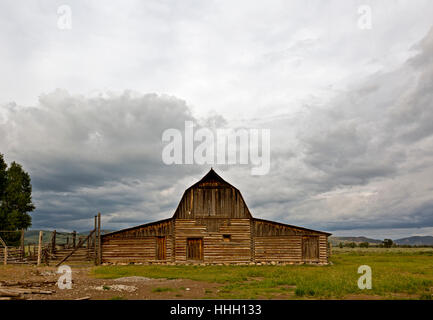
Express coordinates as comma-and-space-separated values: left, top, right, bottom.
0, 213, 103, 266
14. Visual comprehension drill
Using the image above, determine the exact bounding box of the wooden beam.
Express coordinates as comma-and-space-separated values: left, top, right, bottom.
20, 229, 25, 259
72, 231, 76, 248
51, 230, 56, 255
3, 247, 7, 266
94, 215, 97, 265
37, 231, 43, 266
0, 235, 7, 265
97, 212, 102, 265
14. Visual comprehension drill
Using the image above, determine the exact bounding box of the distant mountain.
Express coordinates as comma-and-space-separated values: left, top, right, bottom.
394, 236, 433, 246
23, 229, 114, 245
330, 235, 433, 246
329, 236, 382, 245
23, 230, 87, 245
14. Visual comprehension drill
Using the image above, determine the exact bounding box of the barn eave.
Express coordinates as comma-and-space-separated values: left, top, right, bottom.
253, 218, 332, 236
101, 217, 173, 238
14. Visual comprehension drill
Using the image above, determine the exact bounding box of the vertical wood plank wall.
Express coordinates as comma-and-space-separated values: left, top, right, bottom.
174, 188, 251, 219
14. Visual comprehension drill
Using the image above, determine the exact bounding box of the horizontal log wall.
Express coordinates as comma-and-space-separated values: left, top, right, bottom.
254, 236, 302, 263
254, 235, 329, 263
319, 235, 328, 264
101, 236, 173, 264
175, 219, 251, 263
101, 220, 174, 263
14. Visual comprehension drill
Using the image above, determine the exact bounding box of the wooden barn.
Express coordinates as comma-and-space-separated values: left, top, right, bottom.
101, 169, 331, 265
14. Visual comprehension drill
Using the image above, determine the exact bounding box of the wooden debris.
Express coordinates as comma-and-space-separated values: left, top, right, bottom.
0, 287, 53, 296
75, 296, 91, 300
0, 280, 56, 287
0, 289, 22, 297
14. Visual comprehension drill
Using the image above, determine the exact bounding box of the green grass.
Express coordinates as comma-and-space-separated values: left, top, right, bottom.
92, 248, 433, 299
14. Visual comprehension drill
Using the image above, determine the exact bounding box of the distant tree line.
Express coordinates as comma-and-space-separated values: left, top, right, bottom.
0, 153, 35, 245
336, 238, 433, 248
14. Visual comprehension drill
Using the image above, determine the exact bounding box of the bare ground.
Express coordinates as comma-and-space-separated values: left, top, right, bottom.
0, 264, 222, 300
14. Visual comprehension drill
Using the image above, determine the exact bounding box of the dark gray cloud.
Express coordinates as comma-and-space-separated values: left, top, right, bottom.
1, 90, 205, 230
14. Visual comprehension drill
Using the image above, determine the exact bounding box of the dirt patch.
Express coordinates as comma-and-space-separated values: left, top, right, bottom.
1, 265, 222, 300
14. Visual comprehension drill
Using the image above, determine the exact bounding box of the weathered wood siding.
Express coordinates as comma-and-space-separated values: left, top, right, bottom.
319, 235, 328, 264
174, 219, 251, 263
173, 173, 252, 220
252, 219, 329, 263
254, 236, 302, 262
101, 219, 173, 263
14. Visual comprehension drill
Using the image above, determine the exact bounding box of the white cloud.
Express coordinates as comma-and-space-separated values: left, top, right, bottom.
1, 1, 433, 239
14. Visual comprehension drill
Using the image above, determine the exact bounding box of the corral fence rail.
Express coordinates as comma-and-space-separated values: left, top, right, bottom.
0, 212, 103, 266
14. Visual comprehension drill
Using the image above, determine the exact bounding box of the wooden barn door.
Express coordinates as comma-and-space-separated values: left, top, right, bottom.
302, 236, 319, 262
156, 236, 166, 260
187, 238, 203, 260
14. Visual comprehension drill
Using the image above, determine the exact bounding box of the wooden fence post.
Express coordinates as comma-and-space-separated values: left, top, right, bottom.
37, 231, 43, 266
20, 229, 25, 259
72, 231, 76, 249
51, 230, 57, 255
0, 236, 7, 265
94, 215, 97, 264
97, 212, 102, 265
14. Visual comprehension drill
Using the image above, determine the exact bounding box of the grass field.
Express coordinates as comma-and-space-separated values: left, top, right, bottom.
92, 248, 433, 299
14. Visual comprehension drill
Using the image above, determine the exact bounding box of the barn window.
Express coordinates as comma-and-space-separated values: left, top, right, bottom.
223, 234, 231, 242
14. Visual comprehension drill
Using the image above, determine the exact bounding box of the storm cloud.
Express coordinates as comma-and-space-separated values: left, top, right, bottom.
1, 1, 433, 239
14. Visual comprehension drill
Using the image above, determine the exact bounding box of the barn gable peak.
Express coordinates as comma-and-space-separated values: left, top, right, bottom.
173, 168, 252, 219
190, 168, 233, 189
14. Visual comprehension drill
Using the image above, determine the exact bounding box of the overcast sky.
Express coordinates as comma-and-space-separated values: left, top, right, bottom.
1, 0, 433, 239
